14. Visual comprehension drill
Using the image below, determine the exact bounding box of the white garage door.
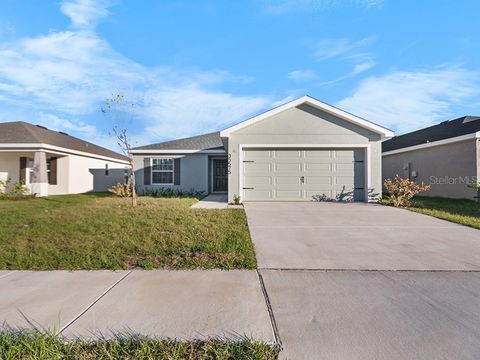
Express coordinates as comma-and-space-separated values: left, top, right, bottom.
242, 148, 365, 201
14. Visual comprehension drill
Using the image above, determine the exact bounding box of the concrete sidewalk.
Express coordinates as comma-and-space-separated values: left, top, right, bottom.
0, 270, 275, 342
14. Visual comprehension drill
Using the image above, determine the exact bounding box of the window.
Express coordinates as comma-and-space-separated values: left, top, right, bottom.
26, 158, 52, 184
152, 158, 174, 184
105, 163, 109, 176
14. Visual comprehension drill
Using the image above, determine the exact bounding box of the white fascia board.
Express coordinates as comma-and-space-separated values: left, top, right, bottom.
220, 95, 394, 138
240, 143, 370, 148
382, 132, 480, 156
130, 149, 226, 154
0, 143, 129, 164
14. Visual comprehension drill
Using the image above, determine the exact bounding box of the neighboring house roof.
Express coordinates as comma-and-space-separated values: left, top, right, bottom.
132, 131, 225, 152
220, 95, 394, 138
382, 116, 480, 153
0, 121, 129, 162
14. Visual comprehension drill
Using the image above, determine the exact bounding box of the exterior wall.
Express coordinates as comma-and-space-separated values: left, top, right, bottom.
68, 154, 127, 194
48, 155, 69, 195
382, 139, 478, 199
0, 152, 27, 184
133, 153, 210, 195
227, 104, 383, 202
0, 151, 127, 195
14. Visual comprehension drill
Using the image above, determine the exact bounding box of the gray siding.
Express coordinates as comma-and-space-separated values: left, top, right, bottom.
227, 104, 383, 202
382, 139, 478, 199
133, 153, 210, 195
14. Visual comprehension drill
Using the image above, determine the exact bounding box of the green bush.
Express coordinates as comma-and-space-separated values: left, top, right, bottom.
143, 187, 205, 199
0, 179, 34, 200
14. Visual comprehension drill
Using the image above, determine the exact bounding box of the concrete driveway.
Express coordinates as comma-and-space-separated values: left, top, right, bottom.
245, 202, 480, 270
261, 270, 480, 360
245, 202, 480, 359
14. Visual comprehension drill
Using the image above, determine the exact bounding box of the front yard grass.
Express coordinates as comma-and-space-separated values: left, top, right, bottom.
0, 330, 278, 360
0, 194, 256, 270
408, 196, 480, 229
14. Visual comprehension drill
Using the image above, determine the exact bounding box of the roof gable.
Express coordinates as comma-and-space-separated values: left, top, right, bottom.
220, 95, 394, 138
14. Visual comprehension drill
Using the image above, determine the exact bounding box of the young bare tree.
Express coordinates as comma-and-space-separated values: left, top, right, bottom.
112, 126, 137, 207
102, 93, 138, 207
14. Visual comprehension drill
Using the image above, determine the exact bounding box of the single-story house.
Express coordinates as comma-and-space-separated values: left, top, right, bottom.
382, 115, 480, 199
0, 121, 129, 197
131, 96, 393, 202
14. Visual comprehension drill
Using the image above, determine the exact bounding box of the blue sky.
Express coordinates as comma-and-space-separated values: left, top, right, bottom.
0, 0, 479, 150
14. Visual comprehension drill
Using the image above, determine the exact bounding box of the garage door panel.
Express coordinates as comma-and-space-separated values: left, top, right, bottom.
276, 176, 302, 185
244, 189, 272, 200
275, 163, 302, 172
305, 150, 332, 158
244, 162, 271, 173
335, 150, 355, 158
243, 148, 365, 201
305, 176, 332, 185
335, 163, 354, 172
244, 176, 271, 186
336, 176, 355, 185
305, 163, 331, 171
275, 190, 303, 199
274, 150, 302, 158
305, 190, 334, 198
244, 150, 272, 160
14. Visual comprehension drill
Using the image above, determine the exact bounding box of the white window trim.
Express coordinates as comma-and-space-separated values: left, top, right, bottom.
151, 157, 174, 185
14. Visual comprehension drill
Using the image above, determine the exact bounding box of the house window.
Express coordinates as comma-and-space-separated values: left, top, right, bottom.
152, 158, 174, 184
26, 158, 52, 183
105, 163, 109, 176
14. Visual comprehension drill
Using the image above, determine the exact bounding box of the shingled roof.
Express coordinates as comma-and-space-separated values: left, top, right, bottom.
132, 131, 225, 151
0, 121, 128, 162
382, 116, 480, 153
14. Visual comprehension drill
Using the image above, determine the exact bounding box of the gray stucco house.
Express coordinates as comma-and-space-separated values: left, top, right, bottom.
131, 96, 393, 202
382, 116, 480, 199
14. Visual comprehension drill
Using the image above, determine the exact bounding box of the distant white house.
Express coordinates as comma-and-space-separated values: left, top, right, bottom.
0, 121, 129, 197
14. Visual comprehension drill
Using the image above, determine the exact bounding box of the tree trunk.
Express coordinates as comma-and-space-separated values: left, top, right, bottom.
129, 160, 137, 207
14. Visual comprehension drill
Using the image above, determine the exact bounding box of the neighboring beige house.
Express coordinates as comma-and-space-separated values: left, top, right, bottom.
132, 96, 393, 202
382, 116, 480, 199
0, 121, 129, 197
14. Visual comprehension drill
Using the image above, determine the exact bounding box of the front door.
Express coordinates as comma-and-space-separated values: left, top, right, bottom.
213, 159, 228, 192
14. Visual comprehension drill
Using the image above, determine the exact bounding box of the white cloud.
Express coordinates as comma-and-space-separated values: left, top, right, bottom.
0, 1, 274, 148
60, 0, 112, 29
264, 0, 384, 15
314, 37, 374, 61
313, 38, 376, 85
288, 69, 317, 82
336, 66, 480, 134
37, 113, 98, 137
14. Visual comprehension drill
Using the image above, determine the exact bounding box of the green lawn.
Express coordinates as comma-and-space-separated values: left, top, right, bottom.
0, 194, 256, 270
0, 331, 278, 360
408, 196, 480, 229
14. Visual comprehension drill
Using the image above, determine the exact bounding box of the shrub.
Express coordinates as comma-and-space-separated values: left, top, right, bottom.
467, 181, 480, 203
0, 178, 33, 200
384, 175, 430, 207
144, 187, 205, 199
233, 194, 241, 205
108, 181, 132, 197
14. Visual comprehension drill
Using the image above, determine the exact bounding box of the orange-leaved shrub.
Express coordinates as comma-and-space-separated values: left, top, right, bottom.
108, 181, 132, 198
383, 175, 430, 207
